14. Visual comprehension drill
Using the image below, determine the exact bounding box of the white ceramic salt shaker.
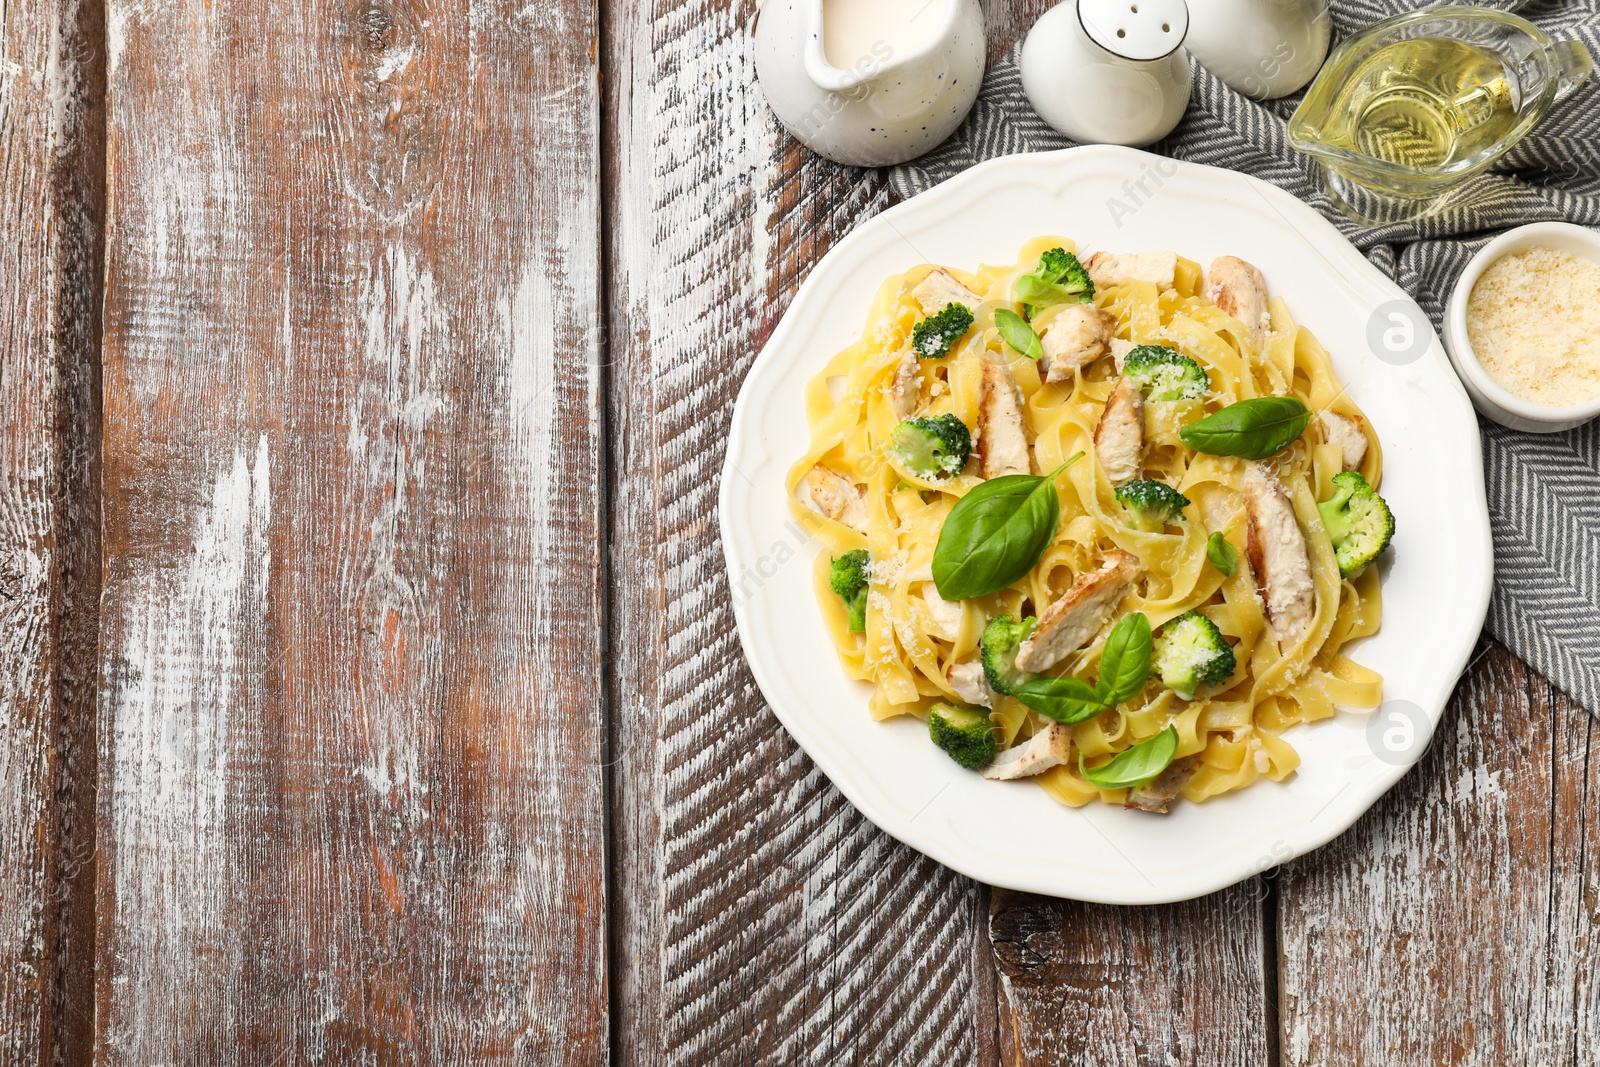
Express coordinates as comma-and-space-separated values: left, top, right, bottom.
1185, 0, 1330, 100
755, 0, 987, 168
1020, 0, 1192, 147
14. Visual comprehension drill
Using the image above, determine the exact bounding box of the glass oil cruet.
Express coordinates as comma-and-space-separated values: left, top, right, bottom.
1288, 5, 1593, 224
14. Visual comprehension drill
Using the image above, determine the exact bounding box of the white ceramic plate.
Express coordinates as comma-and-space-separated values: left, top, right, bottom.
719, 145, 1492, 904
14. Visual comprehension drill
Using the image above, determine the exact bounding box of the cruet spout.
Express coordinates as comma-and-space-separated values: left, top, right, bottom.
1553, 39, 1595, 102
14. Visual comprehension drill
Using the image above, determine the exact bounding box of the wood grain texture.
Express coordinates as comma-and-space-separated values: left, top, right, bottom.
602, 2, 1015, 1064
1278, 639, 1598, 1066
990, 886, 1274, 1066
0, 0, 105, 1063
96, 0, 605, 1060
600, 4, 1266, 1065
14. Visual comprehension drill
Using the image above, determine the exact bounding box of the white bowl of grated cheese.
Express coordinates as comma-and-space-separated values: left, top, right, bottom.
1444, 221, 1600, 433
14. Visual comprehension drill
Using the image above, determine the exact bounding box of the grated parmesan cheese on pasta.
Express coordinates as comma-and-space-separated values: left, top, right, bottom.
1465, 246, 1600, 406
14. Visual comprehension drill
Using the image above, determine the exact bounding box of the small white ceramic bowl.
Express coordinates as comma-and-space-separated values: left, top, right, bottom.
1442, 221, 1600, 433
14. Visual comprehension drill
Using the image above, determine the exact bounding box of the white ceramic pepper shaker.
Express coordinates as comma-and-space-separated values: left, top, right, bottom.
1020, 0, 1193, 147
1185, 0, 1330, 100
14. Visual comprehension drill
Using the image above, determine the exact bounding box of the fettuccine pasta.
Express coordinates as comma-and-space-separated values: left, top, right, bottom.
787, 236, 1388, 812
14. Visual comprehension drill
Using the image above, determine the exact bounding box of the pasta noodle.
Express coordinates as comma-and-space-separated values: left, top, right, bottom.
786, 237, 1386, 811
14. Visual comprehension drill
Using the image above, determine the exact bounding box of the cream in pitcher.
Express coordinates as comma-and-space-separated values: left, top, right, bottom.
755, 0, 986, 167
820, 0, 941, 68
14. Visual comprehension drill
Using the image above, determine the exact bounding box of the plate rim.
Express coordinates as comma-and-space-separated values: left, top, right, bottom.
717, 143, 1494, 904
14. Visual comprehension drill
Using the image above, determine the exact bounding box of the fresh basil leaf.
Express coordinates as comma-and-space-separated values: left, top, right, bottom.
1094, 612, 1152, 706
932, 472, 1061, 601
994, 309, 1044, 360
1206, 531, 1238, 577
1179, 397, 1311, 459
1011, 676, 1109, 724
1078, 725, 1179, 789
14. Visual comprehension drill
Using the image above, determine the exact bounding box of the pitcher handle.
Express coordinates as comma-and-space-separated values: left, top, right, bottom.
1553, 39, 1594, 103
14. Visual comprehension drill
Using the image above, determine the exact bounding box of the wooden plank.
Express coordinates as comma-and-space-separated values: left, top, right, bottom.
1278, 639, 1598, 1065
990, 887, 1274, 1065
0, 0, 105, 1063
603, 2, 1013, 1063
980, 0, 1049, 59
95, 0, 606, 1060
601, 3, 1270, 1064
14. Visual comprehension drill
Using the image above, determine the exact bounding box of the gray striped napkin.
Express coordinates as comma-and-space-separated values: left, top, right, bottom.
890, 0, 1600, 715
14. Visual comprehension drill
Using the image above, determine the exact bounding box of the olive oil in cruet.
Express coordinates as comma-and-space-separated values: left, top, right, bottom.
1310, 37, 1519, 171
1290, 8, 1594, 223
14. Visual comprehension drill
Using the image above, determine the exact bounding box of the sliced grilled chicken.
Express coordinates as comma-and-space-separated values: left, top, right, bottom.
1317, 410, 1368, 473
1039, 304, 1117, 382
805, 466, 868, 534
887, 350, 921, 419
981, 723, 1072, 781
1206, 256, 1271, 351
1094, 377, 1145, 486
1015, 550, 1142, 673
1242, 463, 1315, 647
1111, 337, 1136, 372
919, 584, 963, 643
1085, 250, 1179, 292
911, 268, 982, 315
946, 659, 994, 709
978, 361, 1031, 478
1125, 754, 1202, 813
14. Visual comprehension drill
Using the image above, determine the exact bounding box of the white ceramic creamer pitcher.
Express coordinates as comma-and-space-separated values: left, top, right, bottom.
755, 0, 986, 167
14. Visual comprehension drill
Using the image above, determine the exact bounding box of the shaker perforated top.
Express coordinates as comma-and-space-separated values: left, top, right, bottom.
1077, 0, 1189, 61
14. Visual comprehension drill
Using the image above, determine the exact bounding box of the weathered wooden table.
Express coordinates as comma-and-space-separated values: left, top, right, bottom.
3, 0, 1596, 1062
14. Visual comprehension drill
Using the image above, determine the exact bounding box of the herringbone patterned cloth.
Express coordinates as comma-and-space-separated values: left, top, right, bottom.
891, 0, 1600, 715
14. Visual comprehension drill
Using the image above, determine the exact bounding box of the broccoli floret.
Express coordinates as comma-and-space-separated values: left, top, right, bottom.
1123, 344, 1210, 401
912, 303, 975, 359
829, 550, 870, 632
1153, 610, 1237, 699
1015, 247, 1094, 314
981, 615, 1038, 695
928, 702, 997, 770
1114, 479, 1192, 532
1316, 471, 1395, 578
1038, 247, 1088, 284
887, 414, 972, 480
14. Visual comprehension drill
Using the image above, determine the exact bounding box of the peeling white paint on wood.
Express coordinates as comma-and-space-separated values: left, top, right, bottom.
96, 0, 607, 1061
0, 0, 103, 1059
103, 438, 270, 1049
500, 261, 557, 494
605, 2, 994, 1064
1278, 646, 1599, 1067
990, 885, 1272, 1067
43, 0, 82, 155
